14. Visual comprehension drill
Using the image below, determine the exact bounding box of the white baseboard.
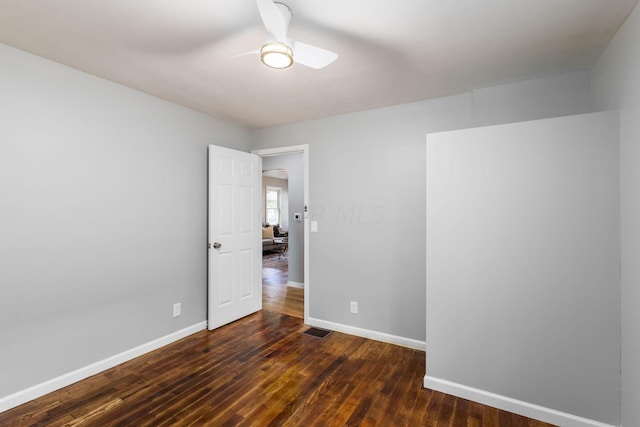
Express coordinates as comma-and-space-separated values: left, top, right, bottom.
287, 281, 304, 289
423, 376, 616, 427
307, 317, 426, 351
0, 321, 207, 414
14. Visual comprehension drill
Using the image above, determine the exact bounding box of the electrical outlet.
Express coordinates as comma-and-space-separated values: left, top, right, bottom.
350, 301, 358, 314
173, 303, 181, 317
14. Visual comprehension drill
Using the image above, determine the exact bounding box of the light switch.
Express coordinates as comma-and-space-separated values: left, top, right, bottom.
311, 221, 318, 232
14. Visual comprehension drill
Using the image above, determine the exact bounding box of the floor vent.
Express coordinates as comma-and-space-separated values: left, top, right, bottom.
303, 327, 332, 339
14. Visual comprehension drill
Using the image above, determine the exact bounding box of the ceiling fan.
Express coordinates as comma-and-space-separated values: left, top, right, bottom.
245, 0, 339, 69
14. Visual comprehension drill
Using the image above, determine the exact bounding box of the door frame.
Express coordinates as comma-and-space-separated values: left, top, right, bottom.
252, 144, 310, 325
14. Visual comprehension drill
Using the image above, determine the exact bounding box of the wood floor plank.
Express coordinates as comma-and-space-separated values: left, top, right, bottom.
450, 397, 470, 427
483, 405, 501, 427
0, 311, 557, 427
468, 398, 485, 427
437, 393, 457, 426
423, 391, 446, 426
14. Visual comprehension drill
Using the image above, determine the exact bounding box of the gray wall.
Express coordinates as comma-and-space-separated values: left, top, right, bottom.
471, 70, 592, 127
251, 70, 592, 341
0, 43, 251, 397
262, 154, 304, 284
425, 112, 620, 424
592, 2, 640, 425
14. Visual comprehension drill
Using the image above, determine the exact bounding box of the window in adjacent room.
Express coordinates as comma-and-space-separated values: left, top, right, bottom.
266, 187, 281, 225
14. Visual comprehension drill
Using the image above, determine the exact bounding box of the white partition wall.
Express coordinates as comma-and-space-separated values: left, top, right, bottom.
425, 112, 620, 426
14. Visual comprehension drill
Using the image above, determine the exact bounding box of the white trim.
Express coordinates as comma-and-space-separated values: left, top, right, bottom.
0, 322, 207, 414
423, 376, 617, 427
287, 281, 304, 289
253, 145, 308, 157
307, 317, 426, 351
253, 145, 310, 325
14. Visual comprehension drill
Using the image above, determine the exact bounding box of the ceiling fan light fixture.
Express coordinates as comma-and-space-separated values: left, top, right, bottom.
260, 42, 293, 69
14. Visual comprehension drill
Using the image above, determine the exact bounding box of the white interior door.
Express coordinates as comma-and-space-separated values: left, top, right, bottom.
208, 145, 262, 330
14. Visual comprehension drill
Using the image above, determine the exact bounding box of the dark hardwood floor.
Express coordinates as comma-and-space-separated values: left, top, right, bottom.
0, 310, 555, 426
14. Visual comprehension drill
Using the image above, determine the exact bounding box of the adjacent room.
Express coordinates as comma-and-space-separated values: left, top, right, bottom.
1, 0, 640, 426
261, 155, 305, 319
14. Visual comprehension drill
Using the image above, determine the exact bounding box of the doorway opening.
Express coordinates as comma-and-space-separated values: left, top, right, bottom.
262, 168, 301, 318
253, 145, 309, 324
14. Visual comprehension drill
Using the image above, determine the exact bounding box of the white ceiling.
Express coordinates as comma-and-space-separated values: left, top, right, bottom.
0, 0, 637, 128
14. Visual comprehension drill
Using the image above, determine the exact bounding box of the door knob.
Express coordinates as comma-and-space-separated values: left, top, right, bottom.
213, 242, 222, 249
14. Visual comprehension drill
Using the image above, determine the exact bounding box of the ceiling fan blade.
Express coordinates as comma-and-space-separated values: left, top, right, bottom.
293, 41, 338, 69
256, 0, 287, 41
233, 49, 260, 58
